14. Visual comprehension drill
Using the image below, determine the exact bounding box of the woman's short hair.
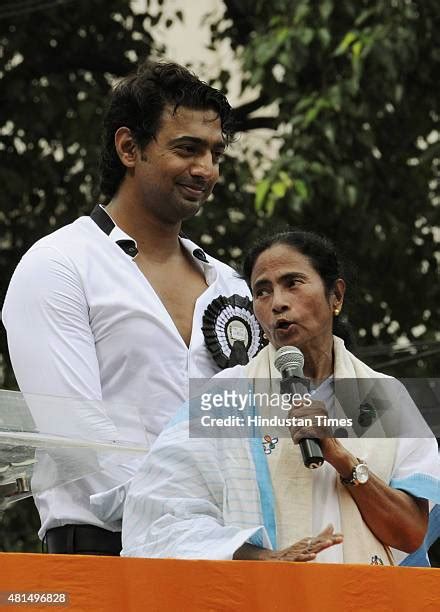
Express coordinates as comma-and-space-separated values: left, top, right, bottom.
243, 229, 356, 350
99, 60, 235, 200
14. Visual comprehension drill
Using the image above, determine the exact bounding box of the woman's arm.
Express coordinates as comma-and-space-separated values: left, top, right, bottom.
122, 423, 272, 560
323, 438, 428, 553
290, 402, 428, 553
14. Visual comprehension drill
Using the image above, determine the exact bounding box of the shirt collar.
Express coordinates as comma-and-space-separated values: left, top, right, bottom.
90, 205, 213, 272
178, 236, 217, 285
90, 204, 139, 257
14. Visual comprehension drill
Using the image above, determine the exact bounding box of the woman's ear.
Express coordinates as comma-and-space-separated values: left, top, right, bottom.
114, 127, 138, 168
332, 278, 346, 313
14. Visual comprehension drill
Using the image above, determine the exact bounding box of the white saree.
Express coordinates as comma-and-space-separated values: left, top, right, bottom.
121, 337, 440, 563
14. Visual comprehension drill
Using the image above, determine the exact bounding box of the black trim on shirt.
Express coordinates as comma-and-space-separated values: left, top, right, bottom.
90, 205, 208, 262
90, 204, 115, 236
192, 248, 208, 263
90, 205, 138, 257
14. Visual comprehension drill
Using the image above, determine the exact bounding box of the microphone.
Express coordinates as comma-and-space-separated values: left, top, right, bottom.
274, 346, 324, 469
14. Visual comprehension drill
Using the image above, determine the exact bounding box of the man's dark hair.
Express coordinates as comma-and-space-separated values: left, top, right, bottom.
242, 229, 357, 351
99, 60, 235, 200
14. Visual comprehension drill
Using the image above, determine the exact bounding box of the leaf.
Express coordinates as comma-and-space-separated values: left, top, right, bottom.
319, 0, 333, 21
352, 41, 363, 57
269, 16, 282, 27
265, 193, 277, 216
318, 28, 331, 49
355, 8, 377, 27
295, 95, 316, 112
327, 85, 342, 110
309, 161, 326, 175
255, 179, 271, 211
324, 123, 335, 144
278, 171, 293, 188
333, 31, 357, 56
254, 38, 282, 66
293, 179, 308, 199
304, 105, 320, 126
346, 185, 357, 206
293, 2, 311, 25
298, 27, 314, 46
271, 180, 287, 198
275, 27, 290, 45
248, 66, 265, 87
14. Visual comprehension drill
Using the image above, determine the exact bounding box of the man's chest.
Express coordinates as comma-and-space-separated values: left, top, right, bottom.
134, 256, 208, 346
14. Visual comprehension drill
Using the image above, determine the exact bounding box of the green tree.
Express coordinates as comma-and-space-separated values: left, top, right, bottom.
202, 0, 440, 377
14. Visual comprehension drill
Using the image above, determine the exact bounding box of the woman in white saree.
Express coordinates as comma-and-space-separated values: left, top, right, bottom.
121, 230, 439, 564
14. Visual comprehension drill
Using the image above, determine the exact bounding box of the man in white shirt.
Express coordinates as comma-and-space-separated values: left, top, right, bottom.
2, 61, 258, 554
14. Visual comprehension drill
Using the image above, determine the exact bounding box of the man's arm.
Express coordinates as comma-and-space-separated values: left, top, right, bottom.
3, 245, 102, 401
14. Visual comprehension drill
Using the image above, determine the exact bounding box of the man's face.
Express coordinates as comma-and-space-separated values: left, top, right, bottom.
133, 105, 225, 224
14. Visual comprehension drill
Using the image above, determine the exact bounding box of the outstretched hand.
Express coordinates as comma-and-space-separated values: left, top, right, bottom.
268, 524, 343, 562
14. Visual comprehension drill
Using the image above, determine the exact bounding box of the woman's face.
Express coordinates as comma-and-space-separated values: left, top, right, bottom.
250, 244, 344, 352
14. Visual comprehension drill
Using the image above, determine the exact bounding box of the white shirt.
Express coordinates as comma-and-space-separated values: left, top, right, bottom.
2, 209, 251, 537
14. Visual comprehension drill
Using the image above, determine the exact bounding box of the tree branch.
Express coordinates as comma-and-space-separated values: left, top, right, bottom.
222, 0, 255, 47
233, 94, 271, 120
235, 116, 279, 132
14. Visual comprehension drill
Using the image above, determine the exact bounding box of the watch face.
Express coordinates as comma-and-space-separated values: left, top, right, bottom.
356, 463, 369, 484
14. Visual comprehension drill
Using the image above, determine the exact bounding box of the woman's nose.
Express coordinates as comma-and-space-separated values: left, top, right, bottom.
271, 288, 289, 312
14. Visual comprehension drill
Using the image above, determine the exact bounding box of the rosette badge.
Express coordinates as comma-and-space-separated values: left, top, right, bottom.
202, 295, 266, 368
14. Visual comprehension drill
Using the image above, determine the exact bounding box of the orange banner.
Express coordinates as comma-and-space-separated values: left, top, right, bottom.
1, 553, 439, 611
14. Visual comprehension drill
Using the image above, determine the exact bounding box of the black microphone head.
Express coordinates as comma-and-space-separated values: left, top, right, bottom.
274, 345, 304, 378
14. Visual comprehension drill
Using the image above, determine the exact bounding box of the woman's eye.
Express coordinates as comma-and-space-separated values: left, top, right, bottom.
288, 277, 302, 288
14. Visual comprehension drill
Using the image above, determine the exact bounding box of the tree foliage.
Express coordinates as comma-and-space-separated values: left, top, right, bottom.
1, 0, 439, 551
205, 0, 440, 377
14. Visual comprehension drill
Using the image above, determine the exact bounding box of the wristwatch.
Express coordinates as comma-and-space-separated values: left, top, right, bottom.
340, 459, 369, 486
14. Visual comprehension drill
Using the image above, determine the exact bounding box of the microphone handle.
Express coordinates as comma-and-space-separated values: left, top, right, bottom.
299, 438, 324, 469
283, 376, 324, 470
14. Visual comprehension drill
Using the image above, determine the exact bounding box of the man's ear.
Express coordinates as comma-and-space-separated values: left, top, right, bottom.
114, 127, 138, 168
332, 278, 346, 311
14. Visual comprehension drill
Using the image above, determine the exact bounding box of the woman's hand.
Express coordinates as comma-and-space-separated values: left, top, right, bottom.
233, 524, 343, 561
288, 399, 346, 463
268, 524, 343, 562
